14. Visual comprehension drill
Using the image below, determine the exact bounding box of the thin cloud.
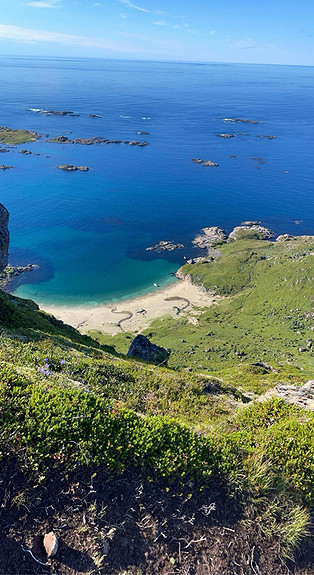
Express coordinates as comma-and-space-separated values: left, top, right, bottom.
118, 0, 150, 13
153, 20, 166, 26
0, 24, 140, 52
233, 38, 257, 49
24, 0, 61, 6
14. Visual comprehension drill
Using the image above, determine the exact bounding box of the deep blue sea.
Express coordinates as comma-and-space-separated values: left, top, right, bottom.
1, 56, 313, 305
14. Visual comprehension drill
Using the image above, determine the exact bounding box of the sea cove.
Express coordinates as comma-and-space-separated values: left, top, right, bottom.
1, 57, 314, 305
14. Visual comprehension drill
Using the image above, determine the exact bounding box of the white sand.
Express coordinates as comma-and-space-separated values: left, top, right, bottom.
40, 278, 216, 335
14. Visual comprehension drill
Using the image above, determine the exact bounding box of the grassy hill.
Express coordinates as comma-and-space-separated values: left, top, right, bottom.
0, 235, 313, 574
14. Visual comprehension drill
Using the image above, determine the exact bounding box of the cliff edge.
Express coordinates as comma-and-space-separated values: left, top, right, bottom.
0, 202, 9, 270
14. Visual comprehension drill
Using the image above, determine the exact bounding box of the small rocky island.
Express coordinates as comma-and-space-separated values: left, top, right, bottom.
57, 165, 89, 172
30, 109, 80, 117
146, 240, 184, 252
223, 118, 260, 124
0, 165, 15, 170
49, 135, 148, 147
191, 158, 219, 167
0, 127, 41, 145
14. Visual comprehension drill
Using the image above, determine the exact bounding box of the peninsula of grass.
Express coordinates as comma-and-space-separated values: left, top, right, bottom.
0, 126, 41, 145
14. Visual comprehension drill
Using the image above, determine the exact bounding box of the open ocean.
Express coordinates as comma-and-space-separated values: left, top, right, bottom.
1, 56, 313, 305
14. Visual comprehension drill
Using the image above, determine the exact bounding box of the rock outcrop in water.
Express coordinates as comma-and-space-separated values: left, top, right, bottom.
127, 335, 170, 366
57, 165, 89, 172
146, 240, 184, 252
0, 203, 9, 270
193, 227, 227, 250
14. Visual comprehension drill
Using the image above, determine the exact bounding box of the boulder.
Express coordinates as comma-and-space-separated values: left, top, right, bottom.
0, 203, 9, 270
127, 335, 170, 365
264, 380, 314, 412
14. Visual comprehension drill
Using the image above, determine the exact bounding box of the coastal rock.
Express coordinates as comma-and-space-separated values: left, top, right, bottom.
57, 165, 89, 171
193, 227, 227, 250
88, 114, 102, 118
19, 149, 32, 155
43, 110, 79, 116
256, 135, 276, 139
0, 165, 15, 170
228, 223, 274, 241
0, 148, 9, 153
127, 335, 170, 366
191, 158, 219, 167
264, 380, 314, 412
185, 257, 212, 264
223, 118, 260, 124
276, 234, 295, 242
49, 136, 74, 144
241, 221, 262, 226
0, 203, 9, 270
202, 160, 219, 167
0, 263, 39, 289
217, 133, 235, 138
49, 135, 148, 147
146, 240, 184, 252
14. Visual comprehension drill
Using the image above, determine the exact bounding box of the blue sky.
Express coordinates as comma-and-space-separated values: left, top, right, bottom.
0, 0, 313, 65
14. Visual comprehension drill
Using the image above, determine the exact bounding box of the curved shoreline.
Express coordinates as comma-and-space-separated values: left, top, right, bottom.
40, 278, 216, 335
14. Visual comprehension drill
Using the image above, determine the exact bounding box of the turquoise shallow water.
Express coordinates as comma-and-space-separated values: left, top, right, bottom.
0, 57, 313, 305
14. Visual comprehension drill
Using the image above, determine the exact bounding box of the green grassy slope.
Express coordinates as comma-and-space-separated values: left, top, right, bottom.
94, 237, 313, 394
0, 127, 41, 145
0, 236, 314, 568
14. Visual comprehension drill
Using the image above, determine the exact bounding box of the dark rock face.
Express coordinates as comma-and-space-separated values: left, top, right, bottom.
127, 335, 170, 365
0, 203, 9, 270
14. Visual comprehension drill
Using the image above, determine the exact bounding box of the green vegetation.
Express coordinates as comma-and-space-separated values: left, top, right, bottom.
94, 236, 313, 385
0, 234, 313, 569
0, 126, 40, 145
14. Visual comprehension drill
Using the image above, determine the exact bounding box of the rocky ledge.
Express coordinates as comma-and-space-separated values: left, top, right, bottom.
193, 227, 227, 250
146, 240, 184, 252
0, 165, 15, 170
228, 223, 274, 241
0, 264, 39, 289
217, 133, 235, 138
191, 158, 219, 167
0, 203, 9, 270
57, 165, 89, 172
88, 114, 102, 118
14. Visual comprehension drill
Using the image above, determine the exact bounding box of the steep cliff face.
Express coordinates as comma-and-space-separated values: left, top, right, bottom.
0, 203, 9, 270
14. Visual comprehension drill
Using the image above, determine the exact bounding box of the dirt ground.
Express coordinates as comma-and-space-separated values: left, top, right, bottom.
0, 456, 313, 575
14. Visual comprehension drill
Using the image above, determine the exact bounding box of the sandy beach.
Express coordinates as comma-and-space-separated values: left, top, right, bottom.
40, 278, 216, 335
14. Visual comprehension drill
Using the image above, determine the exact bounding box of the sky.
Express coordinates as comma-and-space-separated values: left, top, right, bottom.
0, 0, 314, 65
